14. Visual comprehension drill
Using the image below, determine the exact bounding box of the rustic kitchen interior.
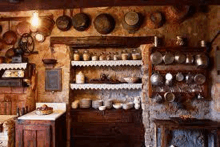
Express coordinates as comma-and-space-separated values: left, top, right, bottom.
0, 0, 219, 147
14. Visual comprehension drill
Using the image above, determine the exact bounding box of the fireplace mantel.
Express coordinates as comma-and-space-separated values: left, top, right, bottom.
153, 119, 220, 147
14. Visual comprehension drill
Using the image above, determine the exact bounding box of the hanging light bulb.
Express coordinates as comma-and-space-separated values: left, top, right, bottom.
31, 12, 40, 28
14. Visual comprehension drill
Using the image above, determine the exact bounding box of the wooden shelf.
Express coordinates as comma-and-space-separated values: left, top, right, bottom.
51, 36, 154, 48
70, 83, 142, 90
71, 60, 142, 67
153, 65, 207, 72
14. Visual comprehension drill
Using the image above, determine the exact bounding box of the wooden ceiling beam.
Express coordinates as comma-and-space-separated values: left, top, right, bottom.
0, 0, 218, 12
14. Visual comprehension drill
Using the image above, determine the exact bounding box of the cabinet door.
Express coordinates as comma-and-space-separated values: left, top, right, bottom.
16, 124, 51, 147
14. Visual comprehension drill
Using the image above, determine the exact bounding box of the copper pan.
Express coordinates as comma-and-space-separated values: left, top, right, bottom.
16, 21, 31, 36
3, 21, 17, 45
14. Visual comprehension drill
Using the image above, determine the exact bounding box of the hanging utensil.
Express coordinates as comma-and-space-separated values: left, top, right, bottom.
185, 54, 194, 64
154, 93, 163, 104
35, 32, 45, 43
164, 92, 175, 102
163, 52, 175, 64
150, 51, 163, 65
146, 11, 165, 29
18, 33, 35, 55
195, 53, 209, 68
5, 47, 15, 58
37, 16, 55, 37
56, 9, 72, 31
176, 72, 184, 82
165, 73, 173, 86
174, 52, 186, 64
185, 72, 194, 84
16, 21, 31, 36
72, 13, 91, 31
122, 11, 143, 33
150, 72, 164, 86
194, 74, 206, 85
3, 21, 17, 45
94, 13, 115, 34
164, 5, 190, 23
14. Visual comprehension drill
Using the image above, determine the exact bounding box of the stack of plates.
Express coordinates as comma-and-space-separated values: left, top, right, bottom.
80, 98, 92, 108
92, 100, 103, 109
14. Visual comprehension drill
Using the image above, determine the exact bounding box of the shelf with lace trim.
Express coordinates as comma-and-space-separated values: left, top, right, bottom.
70, 83, 142, 90
71, 60, 142, 67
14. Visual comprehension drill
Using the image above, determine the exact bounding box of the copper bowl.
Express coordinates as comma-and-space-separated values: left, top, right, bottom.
42, 59, 57, 64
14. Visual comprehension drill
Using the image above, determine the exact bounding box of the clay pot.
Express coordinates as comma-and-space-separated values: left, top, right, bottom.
94, 13, 115, 34
3, 30, 17, 45
146, 11, 164, 29
122, 11, 143, 33
72, 13, 91, 31
5, 47, 15, 58
16, 21, 31, 36
164, 5, 190, 23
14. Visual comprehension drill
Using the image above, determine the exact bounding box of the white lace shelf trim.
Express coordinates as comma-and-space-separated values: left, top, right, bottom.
0, 63, 27, 70
71, 60, 142, 67
70, 83, 142, 90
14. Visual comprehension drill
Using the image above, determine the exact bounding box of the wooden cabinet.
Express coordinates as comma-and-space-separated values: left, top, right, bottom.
15, 113, 66, 147
70, 109, 145, 147
16, 124, 51, 147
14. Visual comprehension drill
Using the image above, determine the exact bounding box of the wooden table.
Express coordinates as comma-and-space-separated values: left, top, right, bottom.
153, 119, 220, 147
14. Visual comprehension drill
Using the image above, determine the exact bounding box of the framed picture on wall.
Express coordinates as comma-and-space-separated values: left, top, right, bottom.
45, 68, 62, 91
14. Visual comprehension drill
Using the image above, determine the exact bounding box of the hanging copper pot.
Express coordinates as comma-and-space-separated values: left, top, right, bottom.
3, 21, 17, 45
16, 21, 31, 36
94, 13, 115, 34
72, 13, 91, 31
146, 11, 165, 29
5, 47, 15, 58
56, 10, 72, 31
164, 5, 190, 23
122, 11, 143, 33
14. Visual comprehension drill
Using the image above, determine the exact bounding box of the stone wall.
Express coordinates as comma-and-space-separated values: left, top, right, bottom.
0, 5, 219, 147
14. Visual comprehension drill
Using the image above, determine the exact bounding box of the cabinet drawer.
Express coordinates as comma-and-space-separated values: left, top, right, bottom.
71, 122, 144, 137
71, 136, 144, 147
71, 109, 142, 123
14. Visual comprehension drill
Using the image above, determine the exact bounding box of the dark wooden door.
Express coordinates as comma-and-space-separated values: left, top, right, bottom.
16, 124, 51, 147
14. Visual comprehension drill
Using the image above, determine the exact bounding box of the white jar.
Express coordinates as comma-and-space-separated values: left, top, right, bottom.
76, 71, 85, 84
92, 55, 98, 61
134, 103, 140, 109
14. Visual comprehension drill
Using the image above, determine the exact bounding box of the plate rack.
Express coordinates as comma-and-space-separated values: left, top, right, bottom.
148, 47, 209, 101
